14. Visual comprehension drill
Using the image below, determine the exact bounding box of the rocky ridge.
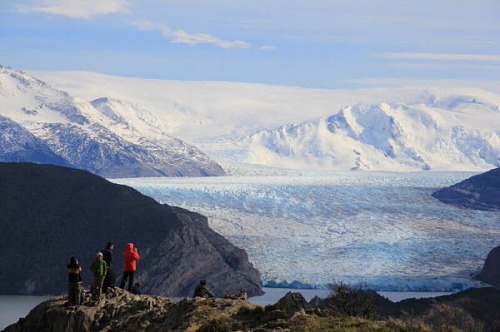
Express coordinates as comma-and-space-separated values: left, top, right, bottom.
4, 287, 500, 331
432, 167, 500, 211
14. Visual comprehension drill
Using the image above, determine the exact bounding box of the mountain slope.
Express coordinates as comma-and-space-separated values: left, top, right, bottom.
432, 167, 500, 211
0, 66, 224, 177
0, 115, 69, 166
28, 69, 500, 172
0, 162, 261, 296
216, 102, 499, 171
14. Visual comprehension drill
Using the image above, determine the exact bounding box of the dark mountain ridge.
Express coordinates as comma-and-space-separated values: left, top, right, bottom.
0, 162, 261, 297
432, 167, 500, 211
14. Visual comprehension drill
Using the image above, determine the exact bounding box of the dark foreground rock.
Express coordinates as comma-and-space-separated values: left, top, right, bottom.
476, 246, 500, 288
0, 162, 261, 297
431, 167, 500, 211
4, 288, 500, 332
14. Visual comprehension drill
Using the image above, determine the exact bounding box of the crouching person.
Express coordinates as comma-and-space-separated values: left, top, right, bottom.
67, 256, 83, 306
90, 252, 107, 301
193, 280, 215, 298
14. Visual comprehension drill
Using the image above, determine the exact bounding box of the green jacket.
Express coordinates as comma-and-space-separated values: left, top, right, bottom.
90, 259, 107, 277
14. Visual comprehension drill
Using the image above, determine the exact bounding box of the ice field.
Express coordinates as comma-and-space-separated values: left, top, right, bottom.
113, 171, 500, 291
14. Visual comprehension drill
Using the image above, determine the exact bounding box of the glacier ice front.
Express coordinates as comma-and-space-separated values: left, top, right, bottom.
113, 170, 500, 292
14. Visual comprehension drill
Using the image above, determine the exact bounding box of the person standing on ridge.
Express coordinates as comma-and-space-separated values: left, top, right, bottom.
67, 256, 83, 306
101, 242, 115, 293
119, 243, 140, 292
90, 252, 107, 301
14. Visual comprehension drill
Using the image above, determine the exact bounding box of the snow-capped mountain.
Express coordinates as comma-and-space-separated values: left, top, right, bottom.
0, 66, 224, 177
215, 101, 499, 172
0, 115, 69, 166
35, 70, 500, 173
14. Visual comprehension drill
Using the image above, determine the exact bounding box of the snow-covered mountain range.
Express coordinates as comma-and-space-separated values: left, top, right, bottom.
1, 66, 499, 175
36, 70, 500, 173
0, 66, 224, 177
230, 101, 499, 171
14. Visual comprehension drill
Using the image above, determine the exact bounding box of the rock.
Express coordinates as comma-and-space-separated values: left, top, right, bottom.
266, 291, 310, 318
308, 295, 323, 307
0, 162, 262, 297
2, 289, 217, 332
5, 287, 500, 331
431, 168, 500, 211
4, 289, 299, 332
476, 246, 500, 288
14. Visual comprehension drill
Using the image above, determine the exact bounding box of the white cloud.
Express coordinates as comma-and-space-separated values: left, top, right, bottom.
260, 45, 276, 51
132, 20, 250, 49
380, 52, 500, 62
17, 0, 130, 19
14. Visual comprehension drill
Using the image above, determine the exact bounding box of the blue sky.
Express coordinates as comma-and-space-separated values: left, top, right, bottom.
1, 0, 500, 88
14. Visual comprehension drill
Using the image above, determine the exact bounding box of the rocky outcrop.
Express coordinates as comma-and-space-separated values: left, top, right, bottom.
3, 289, 321, 332
431, 168, 500, 211
476, 246, 500, 288
5, 287, 500, 332
2, 288, 253, 332
0, 162, 261, 297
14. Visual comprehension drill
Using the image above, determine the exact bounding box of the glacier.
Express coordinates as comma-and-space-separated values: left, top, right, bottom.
113, 170, 500, 292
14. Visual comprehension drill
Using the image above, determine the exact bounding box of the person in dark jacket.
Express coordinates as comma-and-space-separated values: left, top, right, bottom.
67, 256, 83, 306
101, 242, 115, 293
193, 280, 215, 298
131, 282, 142, 295
119, 243, 140, 291
90, 252, 107, 300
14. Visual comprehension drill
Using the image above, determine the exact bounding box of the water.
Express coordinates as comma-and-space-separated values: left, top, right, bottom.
113, 171, 500, 291
0, 295, 51, 330
0, 289, 454, 329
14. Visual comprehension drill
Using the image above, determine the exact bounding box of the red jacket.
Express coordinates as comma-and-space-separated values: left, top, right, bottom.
123, 243, 140, 272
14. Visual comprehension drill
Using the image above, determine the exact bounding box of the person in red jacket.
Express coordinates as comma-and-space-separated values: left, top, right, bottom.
119, 243, 140, 291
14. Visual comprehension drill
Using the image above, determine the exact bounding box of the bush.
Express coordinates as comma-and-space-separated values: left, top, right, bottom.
199, 318, 234, 332
420, 303, 484, 332
325, 281, 376, 319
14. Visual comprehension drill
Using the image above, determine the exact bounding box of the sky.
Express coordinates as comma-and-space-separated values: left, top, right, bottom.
1, 0, 500, 89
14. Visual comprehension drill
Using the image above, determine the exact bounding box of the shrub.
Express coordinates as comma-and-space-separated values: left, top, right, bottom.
325, 281, 376, 319
420, 303, 484, 332
199, 318, 234, 332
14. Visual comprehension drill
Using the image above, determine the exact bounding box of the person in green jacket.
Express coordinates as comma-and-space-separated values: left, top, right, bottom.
90, 252, 107, 300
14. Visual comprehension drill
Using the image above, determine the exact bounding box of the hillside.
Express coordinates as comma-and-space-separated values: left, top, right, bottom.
0, 162, 261, 297
432, 167, 500, 211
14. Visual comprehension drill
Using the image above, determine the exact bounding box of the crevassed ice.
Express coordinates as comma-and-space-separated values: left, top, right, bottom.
112, 171, 500, 292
